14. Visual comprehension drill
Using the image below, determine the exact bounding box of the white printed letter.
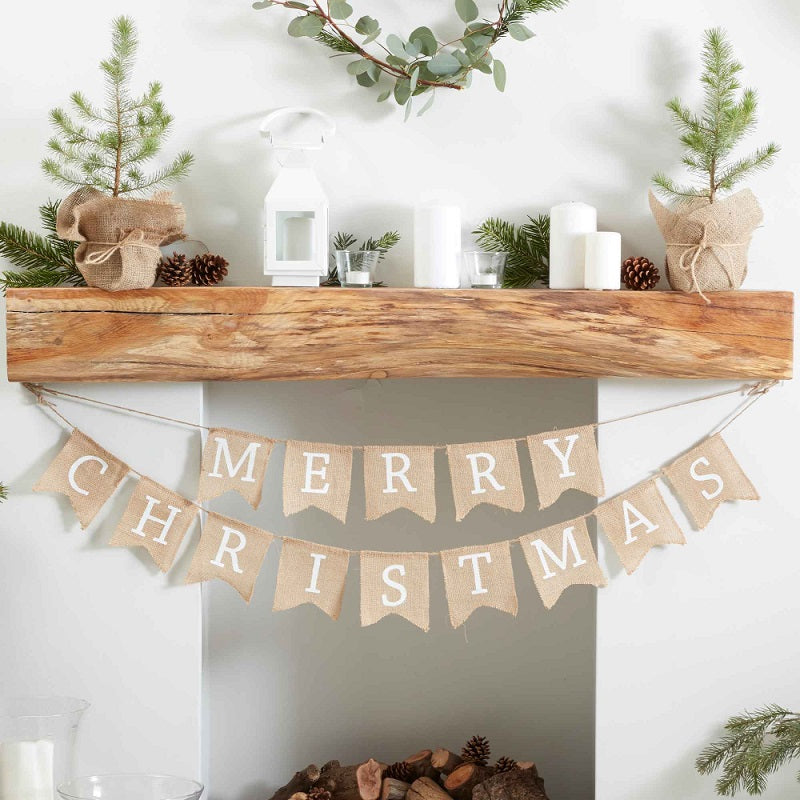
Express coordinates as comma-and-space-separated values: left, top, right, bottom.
67, 455, 109, 496
382, 453, 417, 494
302, 452, 331, 494
532, 526, 587, 579
689, 457, 724, 500
209, 437, 261, 483
304, 552, 327, 594
131, 495, 182, 545
381, 564, 408, 607
542, 434, 579, 478
458, 552, 492, 595
622, 499, 658, 544
210, 526, 246, 575
466, 453, 505, 495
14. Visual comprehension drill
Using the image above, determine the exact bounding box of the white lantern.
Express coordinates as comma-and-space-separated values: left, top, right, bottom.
261, 107, 336, 286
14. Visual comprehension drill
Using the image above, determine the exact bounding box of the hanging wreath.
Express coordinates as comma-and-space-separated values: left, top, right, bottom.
252, 0, 568, 117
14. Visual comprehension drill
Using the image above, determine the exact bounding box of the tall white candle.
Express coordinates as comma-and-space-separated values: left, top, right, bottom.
413, 205, 461, 288
549, 202, 597, 289
584, 232, 622, 290
0, 740, 55, 800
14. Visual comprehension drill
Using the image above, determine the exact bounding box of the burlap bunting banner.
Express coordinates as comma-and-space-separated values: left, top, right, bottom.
197, 428, 273, 508
360, 551, 430, 631
110, 477, 198, 572
34, 430, 129, 528
185, 512, 274, 602
447, 439, 525, 521
519, 517, 607, 609
363, 446, 437, 522
527, 425, 604, 508
283, 441, 353, 523
663, 434, 759, 530
594, 480, 685, 574
440, 541, 518, 627
273, 538, 350, 619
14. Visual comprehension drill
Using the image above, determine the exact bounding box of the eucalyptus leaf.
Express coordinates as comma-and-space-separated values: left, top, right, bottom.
427, 51, 462, 76
408, 26, 437, 56
455, 0, 479, 23
328, 0, 353, 19
357, 71, 378, 87
474, 61, 492, 74
386, 54, 409, 69
405, 40, 421, 58
409, 65, 419, 93
377, 89, 391, 103
508, 22, 535, 41
464, 33, 492, 52
355, 15, 379, 35
362, 29, 381, 44
386, 34, 408, 58
394, 78, 412, 105
404, 97, 414, 121
287, 13, 324, 37
285, 1, 308, 8
417, 91, 435, 116
493, 58, 506, 91
346, 58, 372, 75
252, 1, 274, 9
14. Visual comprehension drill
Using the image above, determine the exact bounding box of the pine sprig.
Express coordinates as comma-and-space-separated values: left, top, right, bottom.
325, 230, 400, 285
653, 28, 779, 204
473, 214, 549, 287
0, 483, 7, 503
42, 17, 193, 196
696, 705, 800, 796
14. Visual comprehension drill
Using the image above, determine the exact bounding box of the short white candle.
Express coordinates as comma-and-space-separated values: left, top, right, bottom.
584, 232, 622, 290
345, 270, 371, 285
471, 274, 499, 286
549, 202, 598, 289
413, 205, 461, 288
0, 740, 55, 800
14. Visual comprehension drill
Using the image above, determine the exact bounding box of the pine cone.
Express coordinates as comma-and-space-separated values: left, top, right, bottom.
494, 757, 518, 773
461, 735, 491, 766
190, 252, 229, 286
308, 788, 331, 800
158, 252, 192, 287
383, 762, 414, 783
621, 256, 660, 291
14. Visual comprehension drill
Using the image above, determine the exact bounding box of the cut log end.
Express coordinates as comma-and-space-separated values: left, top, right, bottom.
357, 759, 384, 800
431, 749, 463, 775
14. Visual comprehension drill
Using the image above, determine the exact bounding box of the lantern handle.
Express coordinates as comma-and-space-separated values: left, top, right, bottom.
260, 107, 337, 150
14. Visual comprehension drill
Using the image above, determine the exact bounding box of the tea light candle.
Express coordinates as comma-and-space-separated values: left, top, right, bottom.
584, 232, 622, 290
413, 204, 461, 288
471, 274, 499, 287
0, 740, 55, 800
345, 270, 371, 285
549, 202, 597, 289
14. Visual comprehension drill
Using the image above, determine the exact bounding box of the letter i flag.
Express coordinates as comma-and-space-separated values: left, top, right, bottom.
272, 538, 350, 619
519, 517, 607, 609
360, 551, 430, 631
34, 430, 129, 528
363, 446, 437, 522
440, 541, 518, 628
446, 440, 525, 521
110, 477, 198, 572
663, 434, 759, 530
527, 425, 604, 509
197, 428, 274, 508
283, 441, 353, 523
185, 512, 274, 603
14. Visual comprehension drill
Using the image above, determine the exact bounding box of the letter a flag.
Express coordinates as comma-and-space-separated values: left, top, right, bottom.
360, 551, 430, 631
283, 441, 353, 523
197, 428, 273, 508
663, 434, 759, 530
519, 517, 607, 609
363, 446, 437, 523
185, 512, 274, 602
34, 430, 128, 528
272, 538, 350, 619
440, 541, 518, 628
594, 480, 685, 574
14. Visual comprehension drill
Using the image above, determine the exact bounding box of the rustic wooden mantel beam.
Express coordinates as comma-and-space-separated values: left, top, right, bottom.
4, 287, 793, 382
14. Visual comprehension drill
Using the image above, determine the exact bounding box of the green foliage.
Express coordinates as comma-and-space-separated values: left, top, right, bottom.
325, 230, 400, 285
42, 17, 193, 196
0, 483, 6, 503
653, 28, 779, 204
0, 200, 84, 293
253, 0, 568, 113
473, 214, 549, 287
697, 705, 800, 796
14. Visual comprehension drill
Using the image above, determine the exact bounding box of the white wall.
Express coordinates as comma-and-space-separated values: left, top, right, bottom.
2, 0, 799, 798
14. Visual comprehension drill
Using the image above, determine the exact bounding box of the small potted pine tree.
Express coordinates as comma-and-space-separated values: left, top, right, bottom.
649, 28, 779, 302
42, 17, 193, 291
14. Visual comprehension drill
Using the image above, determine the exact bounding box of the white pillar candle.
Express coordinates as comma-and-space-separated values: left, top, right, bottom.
413, 205, 461, 288
0, 740, 55, 800
282, 216, 315, 261
584, 232, 622, 290
549, 202, 597, 289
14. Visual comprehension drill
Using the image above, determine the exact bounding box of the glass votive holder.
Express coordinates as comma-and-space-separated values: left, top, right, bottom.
335, 250, 380, 287
58, 774, 204, 800
463, 251, 507, 288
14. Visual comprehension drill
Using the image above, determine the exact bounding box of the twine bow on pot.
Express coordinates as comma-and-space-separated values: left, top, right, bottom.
84, 228, 162, 266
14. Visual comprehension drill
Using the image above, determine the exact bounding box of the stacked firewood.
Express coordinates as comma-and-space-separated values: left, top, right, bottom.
267, 737, 549, 800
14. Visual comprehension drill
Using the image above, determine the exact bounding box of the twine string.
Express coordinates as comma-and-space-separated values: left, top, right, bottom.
83, 229, 162, 266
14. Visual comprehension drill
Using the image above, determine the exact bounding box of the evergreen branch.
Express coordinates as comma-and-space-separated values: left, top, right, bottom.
0, 483, 7, 503
0, 222, 72, 271
362, 230, 400, 259
325, 230, 399, 285
715, 144, 780, 191
1, 265, 84, 291
473, 214, 549, 287
316, 30, 359, 53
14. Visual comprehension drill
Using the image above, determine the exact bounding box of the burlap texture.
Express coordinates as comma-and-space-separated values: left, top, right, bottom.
440, 541, 518, 628
110, 477, 197, 572
197, 428, 274, 508
594, 480, 685, 574
649, 189, 763, 297
185, 511, 274, 602
663, 434, 758, 530
527, 425, 604, 509
360, 551, 430, 631
447, 440, 524, 521
272, 538, 350, 619
57, 188, 185, 291
283, 441, 353, 523
34, 429, 129, 528
363, 446, 436, 523
519, 517, 607, 609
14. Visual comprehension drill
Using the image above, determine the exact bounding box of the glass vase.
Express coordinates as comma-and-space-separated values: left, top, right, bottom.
0, 697, 89, 800
335, 250, 380, 287
58, 775, 203, 800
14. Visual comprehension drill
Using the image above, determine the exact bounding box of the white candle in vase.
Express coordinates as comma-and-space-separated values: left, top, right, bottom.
0, 740, 55, 800
584, 232, 622, 290
549, 202, 597, 288
471, 274, 499, 286
413, 205, 461, 288
345, 270, 371, 285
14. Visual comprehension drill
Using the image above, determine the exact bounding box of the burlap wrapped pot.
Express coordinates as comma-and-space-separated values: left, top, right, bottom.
649, 188, 763, 302
57, 188, 186, 291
